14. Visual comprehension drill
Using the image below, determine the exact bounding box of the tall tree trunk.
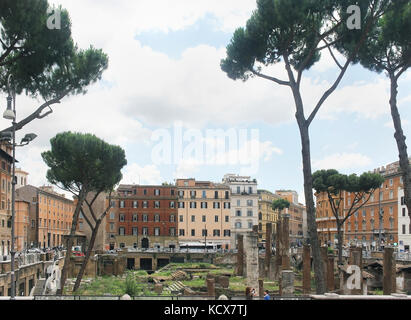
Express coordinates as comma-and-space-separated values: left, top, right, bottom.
389, 75, 411, 219
56, 188, 87, 295
298, 120, 326, 294
73, 219, 101, 292
337, 223, 344, 266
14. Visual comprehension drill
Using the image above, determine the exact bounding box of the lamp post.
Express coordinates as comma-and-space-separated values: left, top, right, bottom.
2, 75, 37, 299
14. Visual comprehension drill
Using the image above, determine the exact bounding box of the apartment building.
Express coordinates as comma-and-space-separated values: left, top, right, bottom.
257, 190, 279, 246
105, 185, 178, 250
315, 159, 410, 249
222, 174, 258, 248
276, 190, 305, 246
398, 189, 410, 252
176, 179, 231, 249
0, 144, 13, 256
16, 185, 75, 248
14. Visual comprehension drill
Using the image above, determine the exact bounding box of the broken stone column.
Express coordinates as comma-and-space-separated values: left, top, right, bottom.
321, 246, 328, 285
206, 278, 216, 298
281, 214, 290, 270
383, 247, 395, 295
245, 230, 259, 296
279, 270, 294, 296
265, 223, 272, 278
302, 244, 311, 294
237, 235, 244, 276
275, 219, 282, 279
154, 283, 163, 295
327, 254, 335, 292
351, 247, 363, 295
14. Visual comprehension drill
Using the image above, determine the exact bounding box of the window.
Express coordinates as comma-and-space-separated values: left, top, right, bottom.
247, 210, 253, 217
215, 215, 218, 222
202, 215, 206, 223
214, 191, 218, 199
389, 207, 393, 215
225, 216, 229, 222
202, 190, 207, 198
143, 214, 148, 222
248, 221, 253, 229
237, 186, 241, 194
213, 202, 220, 209
190, 191, 196, 199
389, 179, 393, 186
191, 229, 195, 236
213, 229, 220, 236
247, 200, 253, 206
202, 229, 208, 237
169, 228, 175, 236
402, 197, 405, 205
154, 214, 160, 222
236, 210, 241, 217
31, 220, 35, 228
119, 227, 125, 236
143, 227, 148, 236
370, 208, 374, 217
389, 190, 394, 199
178, 190, 184, 198
403, 225, 406, 235
154, 189, 160, 196
380, 192, 383, 201
224, 230, 231, 237
154, 201, 160, 208
400, 176, 403, 184
225, 191, 229, 199
224, 202, 230, 209
389, 218, 394, 230
143, 201, 148, 208
190, 202, 197, 209
133, 201, 138, 208
362, 220, 366, 231
179, 229, 185, 236
191, 215, 195, 222
143, 189, 147, 195
120, 201, 125, 208
248, 187, 252, 194
171, 189, 175, 196
403, 208, 406, 217
201, 202, 207, 209
154, 228, 160, 236
119, 214, 125, 222
178, 202, 185, 208
133, 214, 138, 222
170, 201, 175, 208
237, 199, 241, 206
110, 223, 114, 231
235, 221, 242, 229
170, 215, 175, 223
179, 215, 183, 222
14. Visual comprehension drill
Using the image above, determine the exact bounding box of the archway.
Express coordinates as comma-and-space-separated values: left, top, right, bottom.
141, 238, 149, 249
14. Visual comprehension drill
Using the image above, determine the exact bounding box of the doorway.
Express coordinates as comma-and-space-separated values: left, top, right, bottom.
141, 238, 149, 249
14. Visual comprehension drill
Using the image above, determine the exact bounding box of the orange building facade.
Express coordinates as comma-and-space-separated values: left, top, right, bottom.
0, 144, 13, 256
315, 159, 408, 249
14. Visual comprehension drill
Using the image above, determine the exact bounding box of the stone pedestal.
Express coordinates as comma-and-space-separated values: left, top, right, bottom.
279, 270, 294, 296
154, 283, 163, 295
206, 278, 215, 298
258, 279, 264, 298
383, 247, 395, 295
350, 247, 363, 295
302, 244, 311, 294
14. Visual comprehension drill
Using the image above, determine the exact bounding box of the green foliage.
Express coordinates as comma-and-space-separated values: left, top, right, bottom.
336, 0, 410, 74
0, 0, 108, 100
272, 198, 290, 212
221, 0, 364, 80
41, 132, 127, 195
313, 169, 384, 195
124, 272, 138, 297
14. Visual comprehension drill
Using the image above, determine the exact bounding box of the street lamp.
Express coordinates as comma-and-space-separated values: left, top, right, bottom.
3, 75, 37, 300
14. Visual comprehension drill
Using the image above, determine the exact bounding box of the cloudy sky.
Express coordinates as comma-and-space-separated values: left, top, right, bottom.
1, 0, 410, 204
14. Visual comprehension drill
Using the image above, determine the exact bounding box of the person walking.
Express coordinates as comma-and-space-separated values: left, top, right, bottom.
263, 290, 271, 300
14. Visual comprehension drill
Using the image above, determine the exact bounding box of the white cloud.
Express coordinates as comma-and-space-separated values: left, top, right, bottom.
313, 153, 372, 171
121, 163, 162, 185
384, 119, 409, 129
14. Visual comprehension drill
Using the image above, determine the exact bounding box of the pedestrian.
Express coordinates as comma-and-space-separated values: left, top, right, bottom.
263, 290, 271, 300
245, 287, 253, 300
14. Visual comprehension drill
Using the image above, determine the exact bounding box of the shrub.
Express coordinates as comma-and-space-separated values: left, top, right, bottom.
125, 272, 138, 296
